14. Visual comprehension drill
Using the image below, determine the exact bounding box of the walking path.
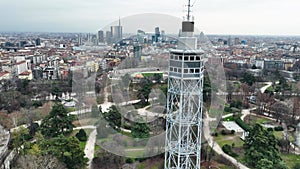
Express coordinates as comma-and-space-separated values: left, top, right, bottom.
84, 129, 97, 168
203, 111, 250, 169
202, 82, 275, 169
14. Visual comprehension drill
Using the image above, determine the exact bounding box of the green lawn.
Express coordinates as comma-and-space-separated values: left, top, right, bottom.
223, 116, 235, 121
125, 148, 145, 158
273, 131, 295, 143
214, 134, 244, 148
79, 141, 87, 151
281, 154, 300, 168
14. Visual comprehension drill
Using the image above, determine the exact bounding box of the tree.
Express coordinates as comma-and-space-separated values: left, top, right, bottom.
40, 135, 87, 169
27, 122, 39, 137
137, 79, 152, 104
256, 159, 273, 169
12, 154, 66, 169
153, 73, 162, 83
75, 129, 87, 142
102, 105, 121, 129
92, 149, 125, 169
270, 102, 290, 123
51, 86, 62, 100
40, 103, 75, 138
244, 123, 286, 168
131, 121, 150, 138
241, 72, 256, 86
11, 126, 31, 154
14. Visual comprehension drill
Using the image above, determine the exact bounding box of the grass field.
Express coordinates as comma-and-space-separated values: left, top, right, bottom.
125, 148, 145, 158
281, 153, 300, 168
214, 133, 244, 148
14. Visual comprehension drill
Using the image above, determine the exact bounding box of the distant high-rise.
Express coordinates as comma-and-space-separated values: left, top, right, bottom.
35, 38, 41, 46
77, 34, 83, 46
234, 37, 240, 45
228, 36, 232, 46
133, 45, 142, 60
98, 30, 104, 43
105, 31, 111, 44
155, 27, 160, 42
161, 30, 166, 42
110, 18, 123, 43
137, 29, 146, 44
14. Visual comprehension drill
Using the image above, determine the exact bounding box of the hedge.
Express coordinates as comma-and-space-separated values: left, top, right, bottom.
234, 118, 251, 131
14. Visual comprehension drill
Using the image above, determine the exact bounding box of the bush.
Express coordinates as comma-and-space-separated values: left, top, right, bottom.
274, 126, 284, 131
267, 127, 273, 131
222, 144, 238, 157
32, 100, 43, 108
231, 130, 235, 134
214, 132, 218, 137
224, 106, 231, 112
235, 118, 251, 131
76, 129, 88, 141
222, 144, 231, 154
221, 130, 227, 135
125, 158, 134, 163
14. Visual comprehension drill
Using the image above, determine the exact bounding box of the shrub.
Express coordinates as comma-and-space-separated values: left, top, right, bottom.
222, 144, 238, 157
222, 144, 231, 154
235, 118, 251, 131
125, 158, 134, 163
224, 106, 231, 112
76, 129, 88, 141
214, 132, 218, 137
274, 126, 284, 131
221, 130, 227, 135
32, 100, 43, 108
231, 130, 235, 134
267, 127, 273, 131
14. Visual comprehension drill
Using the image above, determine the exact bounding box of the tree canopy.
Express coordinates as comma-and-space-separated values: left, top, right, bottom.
40, 135, 88, 169
244, 123, 287, 169
40, 103, 75, 138
241, 72, 256, 86
102, 105, 121, 129
131, 121, 150, 138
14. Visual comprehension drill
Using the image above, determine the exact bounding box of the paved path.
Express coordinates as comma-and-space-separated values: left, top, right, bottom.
203, 111, 250, 169
241, 107, 257, 121
84, 129, 97, 168
260, 82, 272, 93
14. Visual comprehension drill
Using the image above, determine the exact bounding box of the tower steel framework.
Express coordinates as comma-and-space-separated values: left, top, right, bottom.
164, 49, 205, 169
164, 1, 204, 168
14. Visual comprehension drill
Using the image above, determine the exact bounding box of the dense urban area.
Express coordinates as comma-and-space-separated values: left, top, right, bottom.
0, 26, 300, 169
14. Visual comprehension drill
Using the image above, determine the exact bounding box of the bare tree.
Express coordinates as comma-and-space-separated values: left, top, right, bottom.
270, 102, 290, 123
12, 154, 66, 169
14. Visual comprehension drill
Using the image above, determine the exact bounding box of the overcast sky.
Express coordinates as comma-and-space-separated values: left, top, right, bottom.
1, 0, 300, 35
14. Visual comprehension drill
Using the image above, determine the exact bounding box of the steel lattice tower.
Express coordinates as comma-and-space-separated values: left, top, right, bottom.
164, 1, 204, 168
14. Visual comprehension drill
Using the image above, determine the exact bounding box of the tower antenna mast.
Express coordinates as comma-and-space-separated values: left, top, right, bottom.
187, 0, 191, 21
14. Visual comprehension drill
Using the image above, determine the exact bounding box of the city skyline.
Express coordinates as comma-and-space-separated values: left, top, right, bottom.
1, 0, 300, 35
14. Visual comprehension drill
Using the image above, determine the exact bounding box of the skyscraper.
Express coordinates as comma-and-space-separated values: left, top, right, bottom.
155, 27, 160, 42
98, 30, 104, 43
35, 38, 41, 46
105, 31, 111, 44
110, 18, 123, 43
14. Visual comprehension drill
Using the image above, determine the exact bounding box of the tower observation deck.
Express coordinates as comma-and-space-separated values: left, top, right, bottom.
164, 1, 205, 168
